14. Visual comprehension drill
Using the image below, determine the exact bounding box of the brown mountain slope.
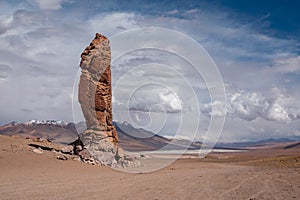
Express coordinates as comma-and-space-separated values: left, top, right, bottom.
0, 121, 201, 151
0, 122, 78, 144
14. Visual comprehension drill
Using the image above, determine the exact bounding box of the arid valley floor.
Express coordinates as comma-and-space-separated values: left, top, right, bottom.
0, 135, 299, 200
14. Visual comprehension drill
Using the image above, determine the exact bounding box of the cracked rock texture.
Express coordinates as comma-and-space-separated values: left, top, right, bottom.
79, 33, 117, 144
77, 33, 139, 167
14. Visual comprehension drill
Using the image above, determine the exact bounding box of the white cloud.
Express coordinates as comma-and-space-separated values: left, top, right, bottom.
29, 0, 70, 10
201, 101, 226, 117
87, 12, 138, 36
0, 14, 13, 34
227, 91, 265, 121
203, 88, 300, 123
271, 55, 300, 74
0, 10, 43, 37
129, 87, 183, 113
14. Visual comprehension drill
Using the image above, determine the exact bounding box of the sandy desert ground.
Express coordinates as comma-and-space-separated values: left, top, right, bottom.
0, 135, 299, 200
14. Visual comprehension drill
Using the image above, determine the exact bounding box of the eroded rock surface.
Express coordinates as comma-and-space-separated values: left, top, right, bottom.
76, 33, 139, 168
79, 33, 117, 144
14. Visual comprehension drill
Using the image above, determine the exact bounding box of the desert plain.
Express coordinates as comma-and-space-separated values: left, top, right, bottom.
0, 134, 299, 200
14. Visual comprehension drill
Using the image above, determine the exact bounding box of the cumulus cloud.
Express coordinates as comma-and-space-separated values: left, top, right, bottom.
202, 88, 300, 123
201, 101, 226, 117
227, 91, 266, 121
129, 86, 183, 113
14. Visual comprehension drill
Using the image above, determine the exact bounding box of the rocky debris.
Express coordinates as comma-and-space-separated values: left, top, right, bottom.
71, 156, 82, 162
71, 135, 140, 167
76, 33, 140, 168
32, 138, 51, 143
61, 145, 73, 155
27, 140, 78, 162
78, 149, 100, 165
29, 143, 54, 151
33, 148, 43, 154
26, 135, 139, 166
56, 153, 68, 161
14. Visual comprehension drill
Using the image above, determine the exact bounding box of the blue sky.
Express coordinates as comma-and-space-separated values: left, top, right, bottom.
0, 0, 300, 142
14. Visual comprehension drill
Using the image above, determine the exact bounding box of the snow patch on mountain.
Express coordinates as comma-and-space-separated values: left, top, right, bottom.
24, 120, 69, 126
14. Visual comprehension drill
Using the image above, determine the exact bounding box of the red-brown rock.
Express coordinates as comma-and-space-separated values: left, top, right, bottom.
76, 33, 139, 168
78, 33, 118, 145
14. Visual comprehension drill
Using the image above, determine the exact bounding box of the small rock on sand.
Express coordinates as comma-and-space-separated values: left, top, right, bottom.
56, 154, 68, 161
61, 145, 74, 155
33, 148, 43, 154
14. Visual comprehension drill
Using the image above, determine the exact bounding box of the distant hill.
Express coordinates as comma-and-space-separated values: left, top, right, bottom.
2, 120, 298, 151
217, 137, 300, 149
0, 120, 78, 144
114, 121, 202, 151
0, 120, 201, 151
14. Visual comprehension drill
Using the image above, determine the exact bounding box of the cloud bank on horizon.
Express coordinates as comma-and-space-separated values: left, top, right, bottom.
0, 0, 300, 141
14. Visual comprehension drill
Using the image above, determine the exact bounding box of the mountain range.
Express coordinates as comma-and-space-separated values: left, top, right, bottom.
1, 120, 299, 151
0, 120, 201, 151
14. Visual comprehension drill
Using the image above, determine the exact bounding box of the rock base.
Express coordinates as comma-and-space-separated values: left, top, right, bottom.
70, 130, 140, 168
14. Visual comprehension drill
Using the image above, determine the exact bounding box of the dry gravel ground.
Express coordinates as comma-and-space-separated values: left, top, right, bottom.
0, 135, 299, 200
